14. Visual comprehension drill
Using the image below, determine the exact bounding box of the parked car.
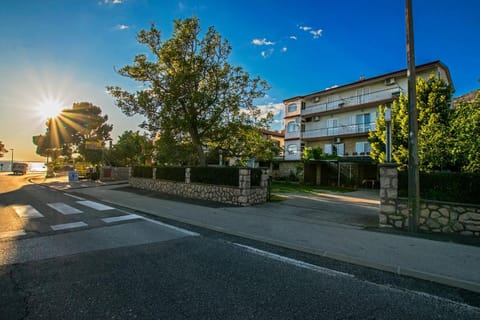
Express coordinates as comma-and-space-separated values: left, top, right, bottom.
12, 162, 28, 175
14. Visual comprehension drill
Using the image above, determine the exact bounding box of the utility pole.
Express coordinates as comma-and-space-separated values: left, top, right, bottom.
10, 149, 14, 172
406, 0, 420, 232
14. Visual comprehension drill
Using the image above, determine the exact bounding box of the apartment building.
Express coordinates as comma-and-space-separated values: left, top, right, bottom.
281, 61, 452, 186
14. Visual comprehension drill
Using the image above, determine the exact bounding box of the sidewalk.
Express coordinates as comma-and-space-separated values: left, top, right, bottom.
36, 176, 480, 293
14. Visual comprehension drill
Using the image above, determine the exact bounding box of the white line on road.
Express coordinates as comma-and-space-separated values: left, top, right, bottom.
13, 205, 44, 219
47, 202, 83, 215
76, 200, 114, 211
102, 214, 141, 224
0, 230, 27, 239
63, 193, 85, 201
51, 222, 88, 231
233, 243, 355, 278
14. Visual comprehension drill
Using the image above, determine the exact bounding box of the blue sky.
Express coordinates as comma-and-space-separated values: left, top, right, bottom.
1, 0, 479, 161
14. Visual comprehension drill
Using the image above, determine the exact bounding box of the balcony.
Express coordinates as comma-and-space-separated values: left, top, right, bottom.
302, 88, 401, 116
302, 122, 376, 139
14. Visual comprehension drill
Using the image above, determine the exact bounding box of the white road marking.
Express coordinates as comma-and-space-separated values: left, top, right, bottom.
63, 193, 85, 201
51, 222, 88, 231
0, 230, 27, 239
76, 200, 114, 211
47, 202, 83, 215
233, 243, 354, 278
102, 214, 141, 223
13, 205, 44, 218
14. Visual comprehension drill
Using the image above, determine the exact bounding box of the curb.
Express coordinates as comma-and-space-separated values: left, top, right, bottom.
79, 193, 480, 294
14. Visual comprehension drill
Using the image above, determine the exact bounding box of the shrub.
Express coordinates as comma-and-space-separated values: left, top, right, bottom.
190, 167, 239, 186
156, 167, 185, 182
398, 171, 480, 204
132, 166, 153, 178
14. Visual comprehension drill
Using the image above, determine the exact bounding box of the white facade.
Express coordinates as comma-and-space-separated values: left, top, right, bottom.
282, 61, 452, 160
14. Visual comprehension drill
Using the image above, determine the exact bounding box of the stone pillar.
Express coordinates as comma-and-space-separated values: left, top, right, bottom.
185, 167, 191, 184
379, 163, 399, 227
152, 167, 157, 180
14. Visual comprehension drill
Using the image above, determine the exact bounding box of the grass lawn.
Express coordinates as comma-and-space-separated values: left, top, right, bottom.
270, 181, 354, 195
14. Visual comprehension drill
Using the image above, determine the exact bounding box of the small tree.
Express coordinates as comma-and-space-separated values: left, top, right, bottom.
369, 75, 453, 171
33, 102, 113, 164
108, 130, 153, 167
0, 141, 8, 158
451, 91, 480, 172
108, 17, 269, 166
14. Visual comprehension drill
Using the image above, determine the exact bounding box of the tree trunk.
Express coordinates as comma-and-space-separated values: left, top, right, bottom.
190, 130, 206, 166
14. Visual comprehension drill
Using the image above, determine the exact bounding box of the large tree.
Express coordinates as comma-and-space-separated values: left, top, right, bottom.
451, 91, 480, 172
107, 17, 269, 166
369, 75, 454, 171
33, 102, 112, 164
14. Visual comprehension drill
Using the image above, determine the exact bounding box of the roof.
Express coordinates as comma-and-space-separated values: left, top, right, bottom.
284, 61, 452, 103
261, 129, 284, 138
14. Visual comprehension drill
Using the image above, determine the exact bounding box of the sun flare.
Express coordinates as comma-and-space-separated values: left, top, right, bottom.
35, 97, 65, 121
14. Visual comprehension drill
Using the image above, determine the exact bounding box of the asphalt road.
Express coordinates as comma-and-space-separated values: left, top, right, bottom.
0, 173, 479, 319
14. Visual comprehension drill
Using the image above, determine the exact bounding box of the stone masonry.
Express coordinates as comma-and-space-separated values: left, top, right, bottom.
130, 168, 269, 206
379, 164, 480, 237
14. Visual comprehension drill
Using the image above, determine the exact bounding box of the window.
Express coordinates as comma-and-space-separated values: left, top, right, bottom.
287, 103, 297, 113
327, 118, 338, 135
355, 141, 371, 155
287, 121, 297, 133
287, 144, 298, 154
356, 113, 371, 132
324, 143, 344, 156
356, 88, 370, 104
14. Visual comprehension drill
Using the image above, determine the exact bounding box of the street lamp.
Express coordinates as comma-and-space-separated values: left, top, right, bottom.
10, 148, 14, 172
384, 109, 392, 163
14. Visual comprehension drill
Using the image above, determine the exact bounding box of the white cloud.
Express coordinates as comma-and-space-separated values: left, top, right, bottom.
261, 48, 274, 58
252, 38, 275, 46
289, 35, 297, 40
256, 103, 284, 117
299, 25, 312, 31
115, 24, 129, 30
99, 0, 123, 4
310, 29, 323, 39
282, 47, 288, 52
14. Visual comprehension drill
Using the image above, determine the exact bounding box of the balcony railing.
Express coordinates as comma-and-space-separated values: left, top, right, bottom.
302, 122, 376, 139
302, 88, 401, 116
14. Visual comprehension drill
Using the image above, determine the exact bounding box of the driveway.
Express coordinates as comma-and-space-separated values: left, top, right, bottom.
269, 190, 379, 228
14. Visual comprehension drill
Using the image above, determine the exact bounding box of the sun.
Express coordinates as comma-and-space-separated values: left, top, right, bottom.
34, 97, 65, 121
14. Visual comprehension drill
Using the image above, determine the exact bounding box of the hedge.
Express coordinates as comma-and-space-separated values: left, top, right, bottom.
190, 167, 239, 186
132, 166, 153, 179
398, 171, 480, 204
251, 168, 262, 186
156, 167, 185, 182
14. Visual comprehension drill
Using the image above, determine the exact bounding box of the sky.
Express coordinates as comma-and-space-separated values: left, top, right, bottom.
0, 0, 479, 161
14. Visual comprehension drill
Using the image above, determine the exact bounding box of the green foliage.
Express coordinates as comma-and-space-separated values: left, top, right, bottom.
108, 130, 153, 166
155, 167, 185, 182
302, 146, 323, 161
132, 166, 153, 178
190, 167, 239, 186
369, 75, 453, 172
398, 171, 480, 204
450, 92, 480, 172
107, 17, 269, 166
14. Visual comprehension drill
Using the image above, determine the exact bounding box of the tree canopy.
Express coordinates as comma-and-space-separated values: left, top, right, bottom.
107, 130, 153, 167
33, 102, 112, 164
368, 76, 480, 172
107, 17, 270, 166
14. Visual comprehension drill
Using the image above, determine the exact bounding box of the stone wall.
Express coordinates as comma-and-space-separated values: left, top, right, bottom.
129, 168, 269, 206
379, 164, 480, 237
100, 166, 130, 181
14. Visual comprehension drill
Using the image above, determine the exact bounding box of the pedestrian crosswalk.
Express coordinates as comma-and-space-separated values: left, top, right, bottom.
3, 200, 142, 239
